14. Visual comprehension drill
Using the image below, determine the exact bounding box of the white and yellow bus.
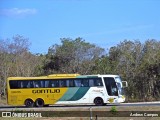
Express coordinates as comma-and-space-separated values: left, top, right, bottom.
7, 74, 127, 107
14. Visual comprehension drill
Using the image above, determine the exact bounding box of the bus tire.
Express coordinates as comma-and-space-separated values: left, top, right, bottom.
25, 99, 34, 107
94, 97, 104, 106
35, 98, 44, 107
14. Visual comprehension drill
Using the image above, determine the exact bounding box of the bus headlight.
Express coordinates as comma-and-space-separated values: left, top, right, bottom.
122, 95, 125, 99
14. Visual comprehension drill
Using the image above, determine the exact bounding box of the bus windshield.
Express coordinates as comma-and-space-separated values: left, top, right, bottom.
115, 77, 124, 96
103, 77, 118, 96
104, 77, 125, 96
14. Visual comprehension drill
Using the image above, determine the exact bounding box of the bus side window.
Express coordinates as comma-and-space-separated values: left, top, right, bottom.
26, 81, 31, 88
54, 80, 59, 87
50, 81, 55, 87
89, 79, 94, 87
36, 81, 42, 88
95, 78, 103, 86
47, 80, 53, 87
23, 81, 29, 88
60, 80, 67, 87
82, 79, 89, 87
35, 82, 39, 88
9, 81, 18, 89
30, 81, 34, 88
49, 80, 56, 88
40, 80, 45, 88
49, 80, 59, 88
44, 80, 49, 88
66, 80, 69, 87
20, 81, 23, 88
68, 80, 74, 87
16, 81, 21, 89
74, 80, 81, 87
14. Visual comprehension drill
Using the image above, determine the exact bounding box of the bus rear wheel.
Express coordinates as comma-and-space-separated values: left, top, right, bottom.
25, 99, 34, 107
94, 97, 104, 106
35, 98, 44, 107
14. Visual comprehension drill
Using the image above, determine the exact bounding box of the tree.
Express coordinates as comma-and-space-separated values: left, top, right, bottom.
108, 39, 160, 101
43, 38, 105, 74
0, 35, 42, 97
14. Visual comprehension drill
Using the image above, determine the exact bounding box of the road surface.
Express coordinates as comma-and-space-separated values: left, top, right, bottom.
0, 102, 159, 111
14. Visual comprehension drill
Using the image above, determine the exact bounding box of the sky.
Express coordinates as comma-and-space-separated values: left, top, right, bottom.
0, 0, 160, 54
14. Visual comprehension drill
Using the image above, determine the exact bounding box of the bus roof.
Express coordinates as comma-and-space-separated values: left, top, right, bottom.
7, 74, 120, 80
78, 74, 120, 78
48, 74, 80, 78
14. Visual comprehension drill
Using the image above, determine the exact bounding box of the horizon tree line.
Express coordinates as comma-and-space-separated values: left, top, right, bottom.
0, 35, 160, 102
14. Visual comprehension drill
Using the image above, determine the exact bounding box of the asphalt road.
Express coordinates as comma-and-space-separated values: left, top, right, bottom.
0, 102, 160, 111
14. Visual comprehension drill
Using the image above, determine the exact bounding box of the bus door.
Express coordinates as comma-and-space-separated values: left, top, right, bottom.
103, 77, 118, 103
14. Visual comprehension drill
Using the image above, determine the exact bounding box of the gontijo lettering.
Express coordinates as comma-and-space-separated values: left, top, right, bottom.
32, 89, 60, 93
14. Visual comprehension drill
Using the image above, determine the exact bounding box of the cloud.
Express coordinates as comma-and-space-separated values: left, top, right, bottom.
0, 8, 37, 17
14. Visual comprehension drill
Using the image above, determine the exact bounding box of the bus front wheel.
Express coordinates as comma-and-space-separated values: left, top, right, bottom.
94, 97, 104, 106
25, 99, 34, 107
35, 98, 44, 107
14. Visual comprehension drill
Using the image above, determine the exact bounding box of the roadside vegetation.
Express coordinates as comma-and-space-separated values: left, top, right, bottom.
1, 106, 160, 120
0, 35, 160, 102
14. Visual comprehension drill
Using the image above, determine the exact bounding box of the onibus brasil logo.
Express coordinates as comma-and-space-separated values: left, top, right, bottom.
2, 112, 42, 118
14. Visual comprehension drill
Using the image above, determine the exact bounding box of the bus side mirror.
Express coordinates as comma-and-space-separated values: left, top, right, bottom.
122, 81, 128, 87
